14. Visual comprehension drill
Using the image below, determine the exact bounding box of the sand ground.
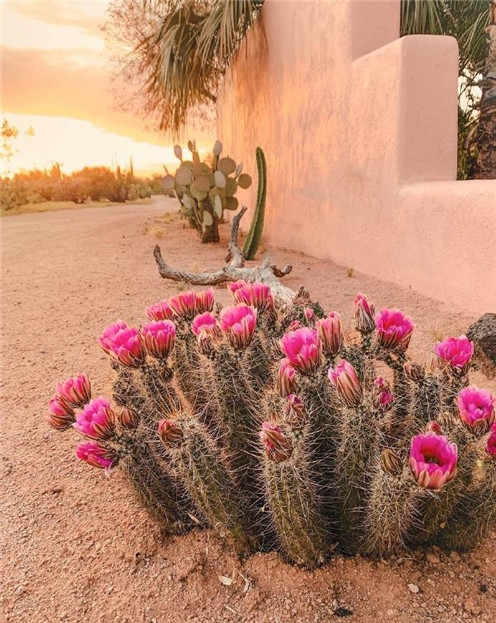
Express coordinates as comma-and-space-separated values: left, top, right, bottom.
1, 196, 495, 623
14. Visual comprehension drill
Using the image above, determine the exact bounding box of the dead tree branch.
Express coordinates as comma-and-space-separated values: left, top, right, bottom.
153, 208, 295, 305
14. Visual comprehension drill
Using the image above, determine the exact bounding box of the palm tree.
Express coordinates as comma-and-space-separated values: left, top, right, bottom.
401, 0, 494, 179
475, 0, 496, 178
105, 0, 264, 135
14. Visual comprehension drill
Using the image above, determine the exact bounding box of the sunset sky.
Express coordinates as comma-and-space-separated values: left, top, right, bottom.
1, 0, 214, 176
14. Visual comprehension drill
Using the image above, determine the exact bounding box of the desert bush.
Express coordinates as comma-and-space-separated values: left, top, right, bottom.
48, 285, 496, 567
163, 140, 252, 243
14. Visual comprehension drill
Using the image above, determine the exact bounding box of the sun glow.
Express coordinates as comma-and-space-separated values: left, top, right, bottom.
2, 114, 178, 177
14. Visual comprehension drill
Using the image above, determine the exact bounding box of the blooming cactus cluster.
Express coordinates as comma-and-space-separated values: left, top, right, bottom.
47, 282, 496, 566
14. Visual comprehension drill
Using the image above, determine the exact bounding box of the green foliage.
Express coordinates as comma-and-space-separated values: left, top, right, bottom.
400, 0, 491, 179
0, 163, 160, 211
243, 147, 266, 260
165, 139, 252, 243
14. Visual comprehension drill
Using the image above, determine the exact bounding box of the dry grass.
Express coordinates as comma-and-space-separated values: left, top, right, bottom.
1, 198, 152, 217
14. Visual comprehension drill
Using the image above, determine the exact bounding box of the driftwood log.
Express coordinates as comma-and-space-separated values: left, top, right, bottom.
153, 207, 297, 305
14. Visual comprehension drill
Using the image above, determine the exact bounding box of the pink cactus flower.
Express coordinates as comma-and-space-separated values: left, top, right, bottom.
375, 308, 414, 351
457, 386, 495, 435
354, 293, 376, 334
371, 377, 394, 412
47, 395, 76, 431
231, 281, 274, 312
168, 290, 198, 319
277, 358, 297, 397
284, 394, 308, 429
279, 327, 321, 373
141, 320, 176, 359
259, 422, 293, 463
486, 425, 496, 458
55, 373, 91, 408
316, 312, 343, 356
99, 321, 145, 368
434, 335, 474, 375
76, 442, 119, 473
228, 280, 247, 296
195, 288, 215, 314
74, 397, 116, 440
328, 359, 362, 408
409, 432, 458, 490
219, 304, 257, 349
158, 419, 184, 447
145, 300, 174, 321
191, 312, 219, 337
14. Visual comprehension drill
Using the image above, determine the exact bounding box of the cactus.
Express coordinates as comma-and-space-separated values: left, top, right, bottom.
48, 287, 496, 568
243, 146, 267, 260
163, 139, 252, 243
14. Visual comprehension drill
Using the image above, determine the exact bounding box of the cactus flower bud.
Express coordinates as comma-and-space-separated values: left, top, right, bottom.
219, 304, 257, 349
99, 321, 145, 368
76, 442, 119, 473
380, 449, 403, 476
158, 419, 184, 448
117, 406, 140, 430
354, 293, 376, 334
434, 335, 474, 375
303, 307, 316, 326
328, 359, 362, 408
316, 312, 343, 356
375, 308, 414, 351
74, 397, 116, 440
277, 358, 297, 397
47, 395, 76, 431
486, 425, 496, 458
55, 373, 91, 408
195, 288, 215, 314
141, 320, 176, 359
168, 290, 198, 319
230, 281, 274, 312
409, 432, 457, 490
425, 420, 443, 435
371, 377, 394, 412
457, 386, 495, 435
403, 362, 426, 382
280, 327, 321, 373
259, 422, 293, 463
284, 394, 308, 429
191, 312, 219, 336
145, 300, 174, 321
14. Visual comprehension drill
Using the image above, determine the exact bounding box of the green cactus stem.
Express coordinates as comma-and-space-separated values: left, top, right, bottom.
334, 404, 383, 552
163, 417, 254, 554
121, 436, 194, 535
362, 461, 430, 557
243, 147, 267, 260
263, 431, 331, 567
436, 454, 496, 550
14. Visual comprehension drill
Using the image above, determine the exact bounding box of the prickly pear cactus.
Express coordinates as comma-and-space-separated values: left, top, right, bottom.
48, 284, 496, 567
163, 139, 252, 243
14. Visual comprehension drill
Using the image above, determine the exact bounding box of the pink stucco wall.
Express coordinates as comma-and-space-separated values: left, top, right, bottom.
218, 0, 496, 314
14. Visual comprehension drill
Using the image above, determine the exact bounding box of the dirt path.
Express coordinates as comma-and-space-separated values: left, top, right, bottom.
1, 197, 495, 623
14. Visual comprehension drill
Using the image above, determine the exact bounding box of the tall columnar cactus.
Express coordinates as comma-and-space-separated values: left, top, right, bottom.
163, 139, 252, 243
48, 286, 496, 567
243, 146, 267, 261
